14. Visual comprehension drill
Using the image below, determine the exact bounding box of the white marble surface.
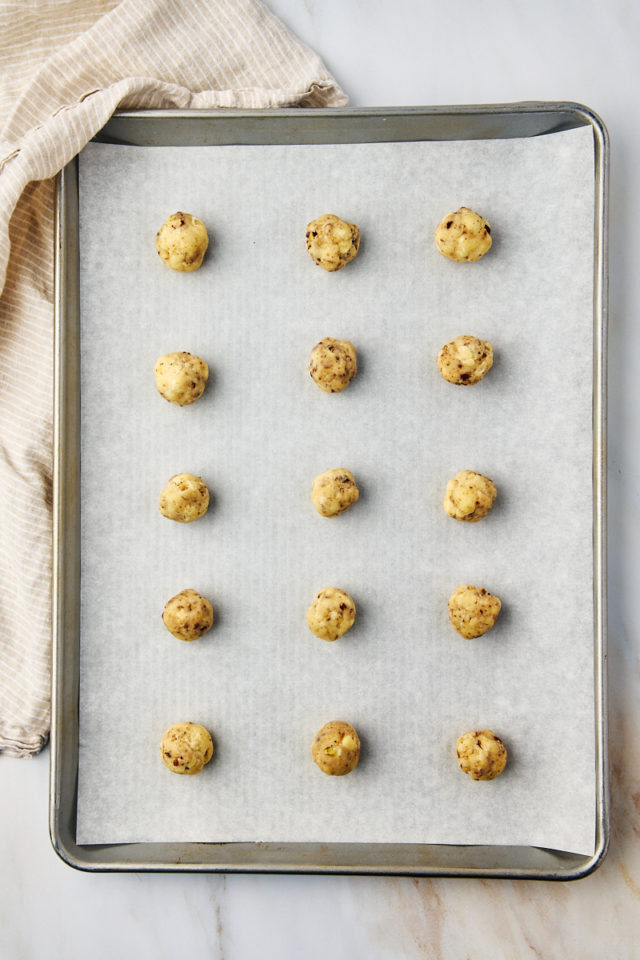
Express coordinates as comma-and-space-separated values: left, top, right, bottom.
1, 1, 639, 957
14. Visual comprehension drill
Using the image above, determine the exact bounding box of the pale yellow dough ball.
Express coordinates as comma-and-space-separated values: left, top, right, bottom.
162, 588, 214, 641
306, 587, 356, 641
154, 351, 209, 405
156, 211, 209, 272
311, 720, 360, 776
159, 473, 210, 523
456, 729, 507, 781
435, 207, 492, 262
437, 335, 493, 385
311, 468, 359, 517
448, 585, 501, 639
309, 337, 357, 393
161, 721, 214, 775
306, 213, 360, 271
443, 470, 496, 522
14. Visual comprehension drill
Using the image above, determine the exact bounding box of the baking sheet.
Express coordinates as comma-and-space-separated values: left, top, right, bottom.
76, 126, 596, 854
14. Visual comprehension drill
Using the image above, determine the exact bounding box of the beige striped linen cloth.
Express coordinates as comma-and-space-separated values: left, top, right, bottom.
0, 0, 346, 757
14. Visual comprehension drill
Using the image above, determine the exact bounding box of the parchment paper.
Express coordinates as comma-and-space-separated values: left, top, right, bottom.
76, 125, 596, 854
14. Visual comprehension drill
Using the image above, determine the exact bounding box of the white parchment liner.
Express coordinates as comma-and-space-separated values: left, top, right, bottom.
76, 126, 595, 853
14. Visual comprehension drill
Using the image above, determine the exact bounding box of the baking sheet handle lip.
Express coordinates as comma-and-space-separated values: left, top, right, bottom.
50, 165, 69, 871
591, 94, 610, 883
35, 850, 607, 880
50, 160, 83, 874
97, 101, 609, 148
50, 166, 65, 869
106, 99, 604, 120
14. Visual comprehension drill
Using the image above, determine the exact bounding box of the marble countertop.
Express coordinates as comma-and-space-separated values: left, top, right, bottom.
2, 1, 639, 957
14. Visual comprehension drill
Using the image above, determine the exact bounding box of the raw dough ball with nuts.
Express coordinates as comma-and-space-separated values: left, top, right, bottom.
311, 468, 359, 517
306, 213, 360, 271
161, 721, 214, 775
310, 337, 357, 393
435, 207, 492, 262
306, 587, 356, 641
159, 473, 210, 523
456, 729, 507, 780
448, 585, 501, 639
437, 335, 493, 385
311, 720, 360, 775
155, 211, 209, 272
162, 588, 214, 641
154, 351, 209, 405
444, 470, 496, 522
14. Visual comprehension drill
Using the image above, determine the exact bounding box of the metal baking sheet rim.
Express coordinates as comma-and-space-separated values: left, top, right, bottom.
50, 102, 609, 878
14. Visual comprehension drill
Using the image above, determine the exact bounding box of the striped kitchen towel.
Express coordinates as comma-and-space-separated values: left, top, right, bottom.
0, 0, 346, 757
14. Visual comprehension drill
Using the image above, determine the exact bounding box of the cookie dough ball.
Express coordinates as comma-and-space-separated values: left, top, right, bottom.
306, 213, 360, 272
155, 211, 209, 272
448, 585, 501, 639
161, 722, 214, 775
310, 338, 357, 393
311, 720, 360, 776
162, 588, 214, 641
306, 587, 356, 642
311, 468, 359, 517
435, 207, 492, 262
159, 473, 210, 523
444, 470, 496, 522
437, 335, 493, 385
456, 729, 507, 781
154, 351, 209, 405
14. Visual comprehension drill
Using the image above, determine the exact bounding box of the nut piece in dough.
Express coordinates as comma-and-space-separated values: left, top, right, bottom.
437, 335, 493, 386
161, 721, 214, 775
306, 213, 360, 272
456, 729, 507, 781
306, 587, 356, 642
310, 337, 357, 393
444, 470, 496, 522
311, 720, 360, 776
154, 351, 209, 405
435, 207, 492, 262
448, 585, 501, 639
159, 473, 210, 523
162, 588, 214, 641
156, 211, 209, 272
311, 468, 359, 518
